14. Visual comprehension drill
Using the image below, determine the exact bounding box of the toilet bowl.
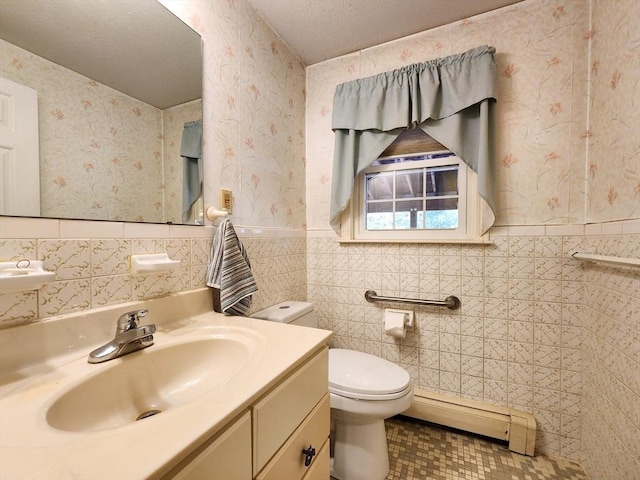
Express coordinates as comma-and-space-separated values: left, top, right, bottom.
329, 348, 413, 480
251, 302, 414, 480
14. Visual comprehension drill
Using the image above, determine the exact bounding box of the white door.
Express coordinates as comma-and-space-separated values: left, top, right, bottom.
0, 76, 40, 216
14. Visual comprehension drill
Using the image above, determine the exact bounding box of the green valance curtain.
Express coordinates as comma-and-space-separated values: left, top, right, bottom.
330, 45, 498, 234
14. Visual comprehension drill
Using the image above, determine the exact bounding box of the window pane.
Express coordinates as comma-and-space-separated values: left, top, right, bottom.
425, 198, 458, 229
395, 169, 423, 198
395, 199, 423, 229
366, 201, 393, 229
366, 173, 393, 200
425, 166, 458, 197
362, 157, 466, 236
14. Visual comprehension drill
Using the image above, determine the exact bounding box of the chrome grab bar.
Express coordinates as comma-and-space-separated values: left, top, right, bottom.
364, 290, 461, 310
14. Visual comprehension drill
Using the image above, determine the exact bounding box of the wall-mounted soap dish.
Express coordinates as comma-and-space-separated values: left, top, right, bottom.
0, 260, 56, 294
130, 253, 181, 276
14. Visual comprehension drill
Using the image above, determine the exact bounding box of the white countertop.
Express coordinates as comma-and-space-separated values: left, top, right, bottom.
0, 290, 332, 480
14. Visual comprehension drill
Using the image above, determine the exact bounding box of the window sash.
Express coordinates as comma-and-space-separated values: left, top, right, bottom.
352, 154, 479, 241
364, 167, 460, 231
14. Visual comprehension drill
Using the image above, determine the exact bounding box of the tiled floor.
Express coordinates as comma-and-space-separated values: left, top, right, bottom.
384, 416, 589, 480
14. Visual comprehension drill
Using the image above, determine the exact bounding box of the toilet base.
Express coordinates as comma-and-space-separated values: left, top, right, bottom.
330, 417, 389, 480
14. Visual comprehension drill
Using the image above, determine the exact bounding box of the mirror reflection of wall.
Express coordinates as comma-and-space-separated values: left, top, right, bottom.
0, 0, 203, 225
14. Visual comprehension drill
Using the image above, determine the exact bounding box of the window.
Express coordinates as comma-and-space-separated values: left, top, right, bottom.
340, 130, 484, 243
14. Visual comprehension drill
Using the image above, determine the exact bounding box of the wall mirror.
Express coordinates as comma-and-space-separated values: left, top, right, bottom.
0, 0, 203, 225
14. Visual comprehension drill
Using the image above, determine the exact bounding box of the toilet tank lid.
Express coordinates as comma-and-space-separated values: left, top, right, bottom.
251, 301, 314, 323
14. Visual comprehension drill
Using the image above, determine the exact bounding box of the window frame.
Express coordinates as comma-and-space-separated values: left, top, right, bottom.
340, 151, 486, 244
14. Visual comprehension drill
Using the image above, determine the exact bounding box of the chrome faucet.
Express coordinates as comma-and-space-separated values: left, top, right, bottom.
88, 309, 156, 363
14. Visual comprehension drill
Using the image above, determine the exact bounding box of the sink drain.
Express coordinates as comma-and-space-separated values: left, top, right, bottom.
136, 409, 162, 421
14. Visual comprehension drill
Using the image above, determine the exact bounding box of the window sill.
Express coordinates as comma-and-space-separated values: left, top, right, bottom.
337, 237, 493, 245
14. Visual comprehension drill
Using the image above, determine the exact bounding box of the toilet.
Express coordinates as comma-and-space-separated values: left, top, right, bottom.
251, 301, 414, 480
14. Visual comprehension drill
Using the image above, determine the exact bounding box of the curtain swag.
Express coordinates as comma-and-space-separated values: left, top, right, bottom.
330, 45, 498, 235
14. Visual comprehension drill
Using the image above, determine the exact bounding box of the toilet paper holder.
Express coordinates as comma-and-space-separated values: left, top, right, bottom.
386, 308, 414, 329
384, 308, 414, 338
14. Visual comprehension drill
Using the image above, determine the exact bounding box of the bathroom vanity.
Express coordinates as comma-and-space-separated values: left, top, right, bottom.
0, 289, 332, 479
163, 348, 330, 480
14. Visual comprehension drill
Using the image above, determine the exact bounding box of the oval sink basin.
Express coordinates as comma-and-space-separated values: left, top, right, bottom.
46, 330, 263, 433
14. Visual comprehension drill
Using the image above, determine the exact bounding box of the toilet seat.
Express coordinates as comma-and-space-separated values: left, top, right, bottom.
330, 383, 412, 401
329, 349, 411, 401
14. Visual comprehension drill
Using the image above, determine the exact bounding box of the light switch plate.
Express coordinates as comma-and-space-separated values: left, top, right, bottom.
220, 188, 232, 213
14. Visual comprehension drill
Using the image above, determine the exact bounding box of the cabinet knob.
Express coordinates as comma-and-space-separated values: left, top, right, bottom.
302, 445, 316, 467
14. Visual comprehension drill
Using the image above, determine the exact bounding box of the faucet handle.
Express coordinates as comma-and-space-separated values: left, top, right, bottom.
117, 309, 148, 333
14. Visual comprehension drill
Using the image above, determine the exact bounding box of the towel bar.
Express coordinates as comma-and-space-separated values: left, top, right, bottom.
570, 251, 640, 268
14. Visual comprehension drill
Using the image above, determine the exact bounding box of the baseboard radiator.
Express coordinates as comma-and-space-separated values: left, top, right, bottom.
403, 388, 537, 456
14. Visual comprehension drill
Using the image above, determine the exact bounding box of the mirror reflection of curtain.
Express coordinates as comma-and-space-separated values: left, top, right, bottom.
330, 45, 498, 234
181, 120, 203, 223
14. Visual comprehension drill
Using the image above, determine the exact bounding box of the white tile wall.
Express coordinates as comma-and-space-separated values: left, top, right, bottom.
581, 232, 640, 479
0, 218, 306, 327
307, 220, 640, 463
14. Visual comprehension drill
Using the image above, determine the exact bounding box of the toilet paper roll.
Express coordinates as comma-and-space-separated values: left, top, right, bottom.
384, 309, 407, 338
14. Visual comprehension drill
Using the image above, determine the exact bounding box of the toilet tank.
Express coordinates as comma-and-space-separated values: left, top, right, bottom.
251, 301, 317, 328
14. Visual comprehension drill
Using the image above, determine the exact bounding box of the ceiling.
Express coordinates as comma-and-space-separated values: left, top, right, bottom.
0, 0, 202, 109
247, 0, 523, 65
0, 0, 524, 107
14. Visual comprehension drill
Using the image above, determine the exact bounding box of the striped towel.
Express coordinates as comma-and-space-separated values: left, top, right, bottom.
206, 219, 258, 315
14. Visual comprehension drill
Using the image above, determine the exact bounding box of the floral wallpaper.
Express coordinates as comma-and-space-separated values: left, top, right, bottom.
2, 0, 308, 228
0, 40, 165, 222
306, 0, 639, 228
160, 0, 307, 230
586, 0, 640, 222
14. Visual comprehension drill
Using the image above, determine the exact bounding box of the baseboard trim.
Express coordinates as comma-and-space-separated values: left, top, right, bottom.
403, 388, 536, 456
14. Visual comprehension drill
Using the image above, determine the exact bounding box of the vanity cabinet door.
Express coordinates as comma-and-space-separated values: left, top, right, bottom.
164, 410, 252, 480
252, 347, 328, 474
255, 394, 329, 480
